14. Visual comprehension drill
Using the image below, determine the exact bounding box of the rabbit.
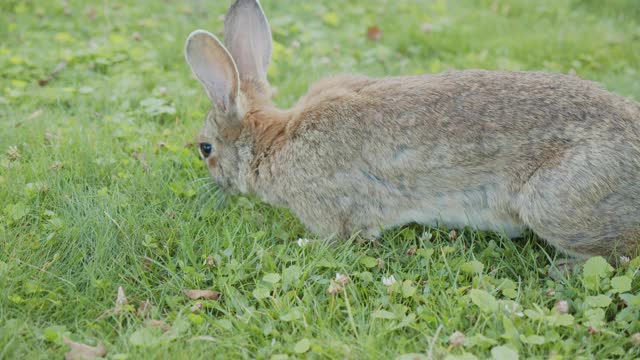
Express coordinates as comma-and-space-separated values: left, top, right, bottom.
184, 0, 640, 261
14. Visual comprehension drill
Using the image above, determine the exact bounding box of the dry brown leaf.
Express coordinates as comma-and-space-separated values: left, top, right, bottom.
45, 132, 60, 144
85, 7, 97, 21
38, 61, 67, 86
132, 152, 149, 170
144, 319, 171, 332
406, 245, 417, 256
52, 61, 67, 75
62, 0, 71, 16
97, 286, 128, 320
50, 161, 65, 171
190, 301, 203, 313
137, 299, 152, 318
142, 257, 154, 272
421, 23, 433, 33
183, 289, 221, 300
114, 286, 128, 314
545, 288, 556, 297
63, 337, 107, 360
367, 25, 382, 41
491, 1, 499, 13
27, 109, 44, 120
6, 146, 20, 161
187, 336, 216, 343
205, 256, 215, 267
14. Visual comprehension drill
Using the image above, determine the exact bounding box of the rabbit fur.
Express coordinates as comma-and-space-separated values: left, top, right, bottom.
185, 0, 640, 260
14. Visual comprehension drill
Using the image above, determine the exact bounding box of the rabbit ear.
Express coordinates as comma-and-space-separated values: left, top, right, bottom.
185, 30, 240, 114
224, 0, 272, 83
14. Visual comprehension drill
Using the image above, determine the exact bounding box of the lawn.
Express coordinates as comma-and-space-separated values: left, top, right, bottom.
1, 0, 640, 358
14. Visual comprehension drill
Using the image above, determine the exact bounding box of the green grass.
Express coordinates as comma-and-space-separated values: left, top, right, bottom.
2, 0, 640, 358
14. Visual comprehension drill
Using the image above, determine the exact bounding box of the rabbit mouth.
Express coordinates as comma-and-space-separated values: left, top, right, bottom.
211, 175, 237, 195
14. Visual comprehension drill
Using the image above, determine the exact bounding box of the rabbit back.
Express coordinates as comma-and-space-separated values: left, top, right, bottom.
253, 70, 640, 258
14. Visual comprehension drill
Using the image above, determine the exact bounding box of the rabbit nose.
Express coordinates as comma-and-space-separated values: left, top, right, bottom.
199, 142, 213, 159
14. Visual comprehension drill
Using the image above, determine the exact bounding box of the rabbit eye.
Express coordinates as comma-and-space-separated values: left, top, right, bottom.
199, 143, 213, 159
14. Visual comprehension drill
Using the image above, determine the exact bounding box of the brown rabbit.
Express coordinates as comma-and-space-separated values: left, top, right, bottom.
185, 0, 640, 260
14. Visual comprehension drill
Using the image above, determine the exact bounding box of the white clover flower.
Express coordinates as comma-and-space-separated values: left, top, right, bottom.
554, 300, 569, 314
335, 273, 350, 286
382, 275, 397, 287
297, 238, 310, 247
420, 231, 433, 241
620, 256, 631, 265
327, 281, 341, 295
501, 301, 524, 317
448, 331, 465, 347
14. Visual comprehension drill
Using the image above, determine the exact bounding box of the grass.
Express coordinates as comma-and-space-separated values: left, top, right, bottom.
1, 0, 640, 358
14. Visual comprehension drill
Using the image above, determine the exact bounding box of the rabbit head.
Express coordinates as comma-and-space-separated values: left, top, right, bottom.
184, 0, 276, 193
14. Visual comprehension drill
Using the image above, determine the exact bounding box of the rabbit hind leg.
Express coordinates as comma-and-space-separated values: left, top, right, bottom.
516, 148, 640, 262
